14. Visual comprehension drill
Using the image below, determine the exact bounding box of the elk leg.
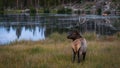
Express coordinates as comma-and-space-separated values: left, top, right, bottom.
77, 48, 80, 63
82, 52, 86, 60
72, 48, 76, 63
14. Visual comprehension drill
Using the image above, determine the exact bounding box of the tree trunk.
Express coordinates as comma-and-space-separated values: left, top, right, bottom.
16, 0, 18, 9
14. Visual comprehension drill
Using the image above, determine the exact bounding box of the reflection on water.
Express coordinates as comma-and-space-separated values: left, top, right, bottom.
0, 26, 45, 44
0, 14, 120, 45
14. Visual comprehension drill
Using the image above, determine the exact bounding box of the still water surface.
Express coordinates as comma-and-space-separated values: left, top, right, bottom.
0, 14, 120, 45
0, 26, 45, 44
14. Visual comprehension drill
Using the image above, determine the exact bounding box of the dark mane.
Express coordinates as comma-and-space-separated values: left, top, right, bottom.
67, 30, 82, 41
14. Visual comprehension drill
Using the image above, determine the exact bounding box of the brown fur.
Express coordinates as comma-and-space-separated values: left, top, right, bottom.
72, 38, 81, 53
67, 30, 87, 63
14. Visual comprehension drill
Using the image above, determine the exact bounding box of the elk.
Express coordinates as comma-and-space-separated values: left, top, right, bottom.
67, 30, 87, 63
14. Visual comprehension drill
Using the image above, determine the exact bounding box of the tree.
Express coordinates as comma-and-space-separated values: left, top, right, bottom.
0, 0, 4, 14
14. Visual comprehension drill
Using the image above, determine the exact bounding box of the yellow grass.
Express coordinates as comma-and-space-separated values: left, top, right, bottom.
0, 33, 120, 68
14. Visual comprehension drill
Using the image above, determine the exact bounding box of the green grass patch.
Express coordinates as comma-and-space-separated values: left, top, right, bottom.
0, 33, 120, 68
5, 10, 22, 14
83, 32, 97, 40
28, 47, 45, 54
48, 32, 67, 42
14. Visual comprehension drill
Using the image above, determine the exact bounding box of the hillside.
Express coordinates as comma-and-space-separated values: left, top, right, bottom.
0, 0, 119, 15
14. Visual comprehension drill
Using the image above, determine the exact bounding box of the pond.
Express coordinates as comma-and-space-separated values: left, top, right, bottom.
0, 14, 120, 45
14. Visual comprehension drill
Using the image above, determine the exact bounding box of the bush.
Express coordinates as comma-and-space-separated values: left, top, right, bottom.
0, 11, 4, 14
0, 8, 4, 14
97, 8, 102, 15
30, 7, 36, 14
44, 9, 50, 13
74, 10, 81, 14
57, 7, 72, 14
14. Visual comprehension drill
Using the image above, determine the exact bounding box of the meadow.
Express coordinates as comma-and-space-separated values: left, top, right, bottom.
0, 32, 120, 68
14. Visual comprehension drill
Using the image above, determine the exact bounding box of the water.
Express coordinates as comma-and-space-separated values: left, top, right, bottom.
0, 26, 45, 44
0, 14, 120, 45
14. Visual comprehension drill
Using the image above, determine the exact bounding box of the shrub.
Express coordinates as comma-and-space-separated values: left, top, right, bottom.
97, 8, 102, 15
57, 7, 72, 14
74, 10, 81, 14
0, 8, 4, 14
44, 9, 50, 13
30, 7, 36, 13
0, 11, 4, 14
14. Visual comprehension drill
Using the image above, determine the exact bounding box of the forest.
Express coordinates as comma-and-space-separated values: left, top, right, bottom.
0, 0, 119, 15
0, 0, 82, 9
0, 0, 119, 9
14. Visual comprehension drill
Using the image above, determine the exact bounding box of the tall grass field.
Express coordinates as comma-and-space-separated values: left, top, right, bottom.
0, 32, 120, 68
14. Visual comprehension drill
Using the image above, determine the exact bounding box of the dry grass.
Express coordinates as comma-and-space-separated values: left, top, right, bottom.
0, 33, 120, 68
